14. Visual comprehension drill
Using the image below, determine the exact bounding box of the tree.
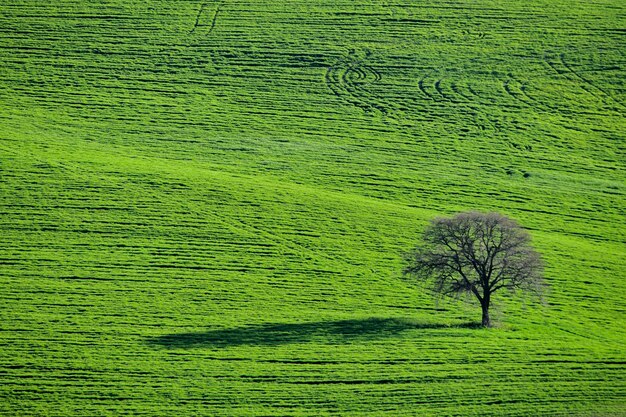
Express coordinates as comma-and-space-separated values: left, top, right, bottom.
403, 211, 544, 327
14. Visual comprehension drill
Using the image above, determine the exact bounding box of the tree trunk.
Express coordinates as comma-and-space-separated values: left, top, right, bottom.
481, 296, 491, 327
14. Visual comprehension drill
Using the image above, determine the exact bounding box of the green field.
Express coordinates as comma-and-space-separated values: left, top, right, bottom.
1, 0, 625, 415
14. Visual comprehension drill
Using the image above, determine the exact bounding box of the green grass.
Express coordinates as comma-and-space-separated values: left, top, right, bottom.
0, 0, 625, 415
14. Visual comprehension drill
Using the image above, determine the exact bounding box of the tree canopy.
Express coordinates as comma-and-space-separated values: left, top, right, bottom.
403, 211, 544, 327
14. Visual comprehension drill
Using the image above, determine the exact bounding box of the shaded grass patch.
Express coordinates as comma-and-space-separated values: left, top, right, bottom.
148, 317, 481, 348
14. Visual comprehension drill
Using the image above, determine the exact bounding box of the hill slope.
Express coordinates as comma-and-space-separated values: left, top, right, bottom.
1, 0, 625, 415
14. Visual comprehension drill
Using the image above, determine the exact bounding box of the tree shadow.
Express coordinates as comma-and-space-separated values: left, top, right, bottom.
147, 318, 479, 349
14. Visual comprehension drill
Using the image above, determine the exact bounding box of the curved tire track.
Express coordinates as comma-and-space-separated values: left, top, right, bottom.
560, 53, 625, 110
544, 53, 625, 110
502, 76, 535, 108
324, 50, 393, 120
190, 1, 221, 35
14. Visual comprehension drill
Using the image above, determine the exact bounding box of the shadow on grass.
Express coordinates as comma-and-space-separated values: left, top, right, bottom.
148, 318, 480, 348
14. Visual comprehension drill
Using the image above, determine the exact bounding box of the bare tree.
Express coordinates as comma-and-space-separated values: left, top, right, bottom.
403, 212, 544, 327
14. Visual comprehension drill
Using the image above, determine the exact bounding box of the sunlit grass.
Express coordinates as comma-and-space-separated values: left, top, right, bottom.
0, 0, 624, 415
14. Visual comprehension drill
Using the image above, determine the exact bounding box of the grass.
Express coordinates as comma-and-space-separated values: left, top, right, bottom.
0, 0, 625, 415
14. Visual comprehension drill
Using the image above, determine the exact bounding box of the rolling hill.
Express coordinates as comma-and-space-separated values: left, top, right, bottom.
1, 0, 625, 415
